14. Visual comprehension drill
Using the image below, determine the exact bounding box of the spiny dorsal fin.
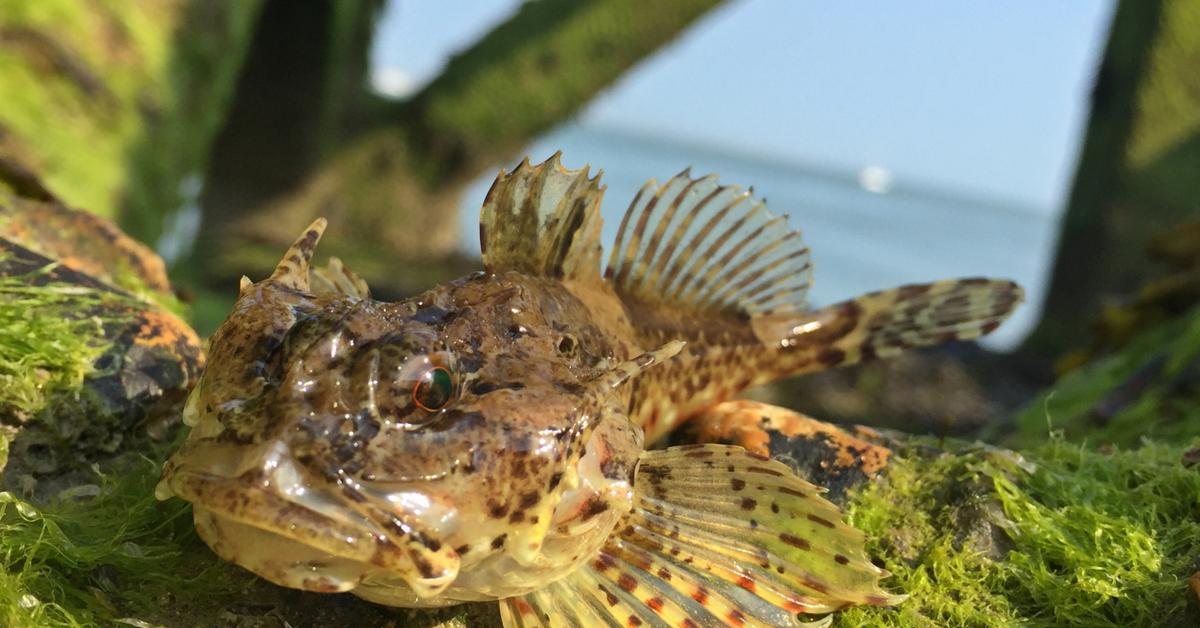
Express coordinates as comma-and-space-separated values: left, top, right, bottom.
480, 152, 605, 281
606, 171, 812, 317
309, 257, 370, 299
262, 219, 369, 298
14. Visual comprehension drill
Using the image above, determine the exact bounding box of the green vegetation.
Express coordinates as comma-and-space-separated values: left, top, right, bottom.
4, 2, 1200, 626
1029, 0, 1200, 355
0, 447, 495, 627
1006, 304, 1200, 448
0, 258, 141, 433
841, 437, 1200, 627
4, 431, 1199, 626
0, 455, 243, 628
1126, 0, 1200, 171
0, 1, 173, 221
0, 234, 200, 479
0, 1, 262, 242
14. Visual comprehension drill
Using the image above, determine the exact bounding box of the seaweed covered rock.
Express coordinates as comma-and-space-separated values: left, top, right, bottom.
1002, 302, 1200, 449
2, 416, 1199, 626
843, 437, 1200, 626
678, 404, 1200, 625
0, 192, 202, 489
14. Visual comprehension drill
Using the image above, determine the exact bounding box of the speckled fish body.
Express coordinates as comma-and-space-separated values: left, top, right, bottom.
159, 154, 1022, 625
159, 265, 680, 605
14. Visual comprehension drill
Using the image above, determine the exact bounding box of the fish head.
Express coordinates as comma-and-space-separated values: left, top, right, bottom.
158, 221, 679, 605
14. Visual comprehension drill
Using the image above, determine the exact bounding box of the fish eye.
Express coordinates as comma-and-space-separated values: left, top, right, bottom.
412, 366, 454, 411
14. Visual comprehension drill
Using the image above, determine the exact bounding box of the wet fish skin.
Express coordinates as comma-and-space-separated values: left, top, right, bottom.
159, 153, 1021, 625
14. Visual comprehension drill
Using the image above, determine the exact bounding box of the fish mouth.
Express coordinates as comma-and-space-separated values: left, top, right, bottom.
157, 439, 460, 599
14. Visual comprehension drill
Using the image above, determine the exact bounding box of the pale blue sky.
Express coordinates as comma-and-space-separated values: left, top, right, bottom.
372, 1, 1115, 213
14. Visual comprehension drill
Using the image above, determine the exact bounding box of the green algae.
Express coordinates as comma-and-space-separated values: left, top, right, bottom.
0, 1, 263, 245
1005, 304, 1200, 449
0, 453, 253, 628
840, 437, 1200, 627
1, 432, 1197, 626
0, 246, 198, 479
0, 262, 136, 427
1125, 0, 1200, 172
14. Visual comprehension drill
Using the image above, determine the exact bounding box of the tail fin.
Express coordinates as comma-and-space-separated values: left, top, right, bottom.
757, 277, 1025, 371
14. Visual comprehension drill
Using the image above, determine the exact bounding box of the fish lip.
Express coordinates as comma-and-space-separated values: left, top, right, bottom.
159, 442, 461, 598
162, 466, 401, 571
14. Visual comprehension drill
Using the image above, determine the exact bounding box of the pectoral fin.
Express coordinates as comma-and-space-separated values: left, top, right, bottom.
500, 445, 902, 627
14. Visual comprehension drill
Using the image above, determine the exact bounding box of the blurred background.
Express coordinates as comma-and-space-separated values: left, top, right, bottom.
3, 0, 1199, 443
380, 1, 1109, 351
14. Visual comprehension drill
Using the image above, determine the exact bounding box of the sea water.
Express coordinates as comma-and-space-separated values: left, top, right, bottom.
457, 123, 1059, 351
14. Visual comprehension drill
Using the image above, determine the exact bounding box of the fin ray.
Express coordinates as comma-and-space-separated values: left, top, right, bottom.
501, 445, 900, 627
607, 172, 812, 317
757, 277, 1025, 363
480, 152, 605, 281
308, 257, 369, 298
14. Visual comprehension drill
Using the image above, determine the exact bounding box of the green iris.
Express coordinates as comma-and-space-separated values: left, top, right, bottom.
413, 366, 454, 411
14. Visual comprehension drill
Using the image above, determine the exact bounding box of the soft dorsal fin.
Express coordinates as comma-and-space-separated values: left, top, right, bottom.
606, 170, 812, 317
480, 152, 605, 282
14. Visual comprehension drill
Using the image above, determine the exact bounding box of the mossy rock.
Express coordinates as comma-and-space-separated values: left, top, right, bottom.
1003, 303, 1200, 449
0, 193, 202, 491
0, 0, 263, 244
842, 437, 1200, 626
695, 413, 1200, 625
2, 416, 1199, 626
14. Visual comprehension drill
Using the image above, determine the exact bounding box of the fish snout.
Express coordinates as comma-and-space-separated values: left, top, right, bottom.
157, 438, 462, 599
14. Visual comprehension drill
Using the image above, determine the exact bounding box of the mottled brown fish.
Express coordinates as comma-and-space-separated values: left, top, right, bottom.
157, 153, 1022, 626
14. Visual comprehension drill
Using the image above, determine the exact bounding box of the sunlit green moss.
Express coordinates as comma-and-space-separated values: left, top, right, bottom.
841, 437, 1200, 626
1006, 304, 1200, 449
1125, 0, 1200, 171
0, 1, 176, 220
0, 453, 254, 627
0, 1, 262, 244
0, 263, 137, 427
2, 431, 1198, 626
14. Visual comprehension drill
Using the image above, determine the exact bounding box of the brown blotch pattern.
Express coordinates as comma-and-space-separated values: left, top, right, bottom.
779, 533, 811, 550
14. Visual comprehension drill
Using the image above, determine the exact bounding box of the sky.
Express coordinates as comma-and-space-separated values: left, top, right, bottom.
371, 0, 1115, 214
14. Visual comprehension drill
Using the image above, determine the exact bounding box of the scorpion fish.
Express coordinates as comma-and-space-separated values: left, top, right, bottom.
157, 153, 1022, 626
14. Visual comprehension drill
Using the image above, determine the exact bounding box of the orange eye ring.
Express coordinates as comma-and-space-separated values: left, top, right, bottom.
412, 366, 454, 411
